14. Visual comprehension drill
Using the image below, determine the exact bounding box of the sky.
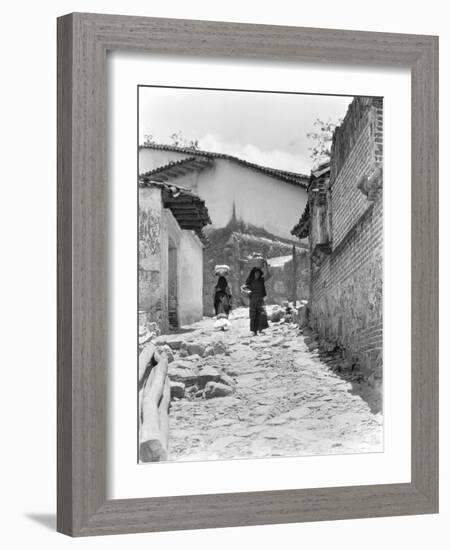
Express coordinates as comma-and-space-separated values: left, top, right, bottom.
139, 87, 353, 175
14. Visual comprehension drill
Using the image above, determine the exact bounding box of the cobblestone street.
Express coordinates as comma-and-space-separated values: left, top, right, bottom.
155, 308, 382, 462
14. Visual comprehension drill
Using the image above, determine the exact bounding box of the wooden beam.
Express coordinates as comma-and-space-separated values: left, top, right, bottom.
164, 205, 197, 212
178, 225, 204, 232
164, 198, 195, 205
139, 355, 169, 462
138, 343, 156, 388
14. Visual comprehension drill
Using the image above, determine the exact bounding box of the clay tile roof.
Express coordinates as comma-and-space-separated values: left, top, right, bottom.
291, 162, 331, 238
291, 202, 310, 239
139, 144, 309, 188
311, 160, 331, 179
139, 177, 211, 239
139, 156, 213, 182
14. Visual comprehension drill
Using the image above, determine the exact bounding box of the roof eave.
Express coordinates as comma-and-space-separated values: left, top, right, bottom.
140, 143, 309, 188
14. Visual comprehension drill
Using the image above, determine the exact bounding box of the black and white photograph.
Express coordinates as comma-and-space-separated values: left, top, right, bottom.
2, 0, 444, 544
138, 86, 383, 463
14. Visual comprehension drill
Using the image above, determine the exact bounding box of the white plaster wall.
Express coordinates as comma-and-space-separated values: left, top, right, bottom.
177, 230, 204, 325
140, 149, 204, 193
163, 209, 203, 327
197, 160, 306, 240
139, 148, 307, 241
140, 147, 191, 172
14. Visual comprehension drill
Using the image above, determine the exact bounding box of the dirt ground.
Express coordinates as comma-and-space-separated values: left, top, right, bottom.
159, 307, 383, 462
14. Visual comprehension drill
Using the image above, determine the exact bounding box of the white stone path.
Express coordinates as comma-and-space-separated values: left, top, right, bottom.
165, 308, 383, 462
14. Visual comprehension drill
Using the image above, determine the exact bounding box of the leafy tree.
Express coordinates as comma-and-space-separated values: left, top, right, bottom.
143, 134, 156, 145
143, 130, 200, 150
169, 131, 199, 150
307, 117, 342, 167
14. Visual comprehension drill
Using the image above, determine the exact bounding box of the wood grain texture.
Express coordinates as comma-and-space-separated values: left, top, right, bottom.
57, 12, 439, 537
410, 36, 439, 507
57, 13, 74, 535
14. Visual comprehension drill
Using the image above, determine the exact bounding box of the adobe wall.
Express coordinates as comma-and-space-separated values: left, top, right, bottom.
139, 187, 168, 330
139, 187, 204, 332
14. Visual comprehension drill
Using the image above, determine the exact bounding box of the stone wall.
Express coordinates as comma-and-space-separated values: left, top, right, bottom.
309, 96, 383, 388
139, 187, 167, 330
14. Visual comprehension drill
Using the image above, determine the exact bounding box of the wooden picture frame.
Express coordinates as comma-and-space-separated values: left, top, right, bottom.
57, 12, 438, 536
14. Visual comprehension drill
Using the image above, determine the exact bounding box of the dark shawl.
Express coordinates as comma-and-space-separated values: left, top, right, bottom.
214, 276, 232, 313
215, 276, 229, 293
245, 267, 267, 298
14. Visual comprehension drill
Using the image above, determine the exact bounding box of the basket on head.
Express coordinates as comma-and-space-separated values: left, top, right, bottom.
247, 253, 264, 270
214, 264, 230, 277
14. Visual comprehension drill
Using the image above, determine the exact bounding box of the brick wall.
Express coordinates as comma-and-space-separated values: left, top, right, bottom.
330, 97, 383, 248
309, 96, 383, 387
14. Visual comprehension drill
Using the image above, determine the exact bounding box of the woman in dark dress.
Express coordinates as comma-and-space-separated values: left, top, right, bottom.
244, 266, 270, 336
213, 276, 232, 317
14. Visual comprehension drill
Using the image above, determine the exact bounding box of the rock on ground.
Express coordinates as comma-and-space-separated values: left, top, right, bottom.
204, 381, 234, 399
170, 381, 185, 399
197, 366, 221, 388
159, 307, 382, 462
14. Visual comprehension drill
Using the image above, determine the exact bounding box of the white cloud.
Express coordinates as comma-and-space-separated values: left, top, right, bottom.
199, 133, 312, 174
139, 87, 353, 175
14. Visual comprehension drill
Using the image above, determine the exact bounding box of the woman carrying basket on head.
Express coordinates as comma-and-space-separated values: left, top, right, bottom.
213, 274, 233, 318
213, 264, 232, 318
242, 255, 271, 336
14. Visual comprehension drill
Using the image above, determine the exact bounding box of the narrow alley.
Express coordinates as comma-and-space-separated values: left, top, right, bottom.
154, 307, 383, 462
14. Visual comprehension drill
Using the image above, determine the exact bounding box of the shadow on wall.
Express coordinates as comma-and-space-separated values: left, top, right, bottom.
317, 349, 382, 415
302, 326, 382, 415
